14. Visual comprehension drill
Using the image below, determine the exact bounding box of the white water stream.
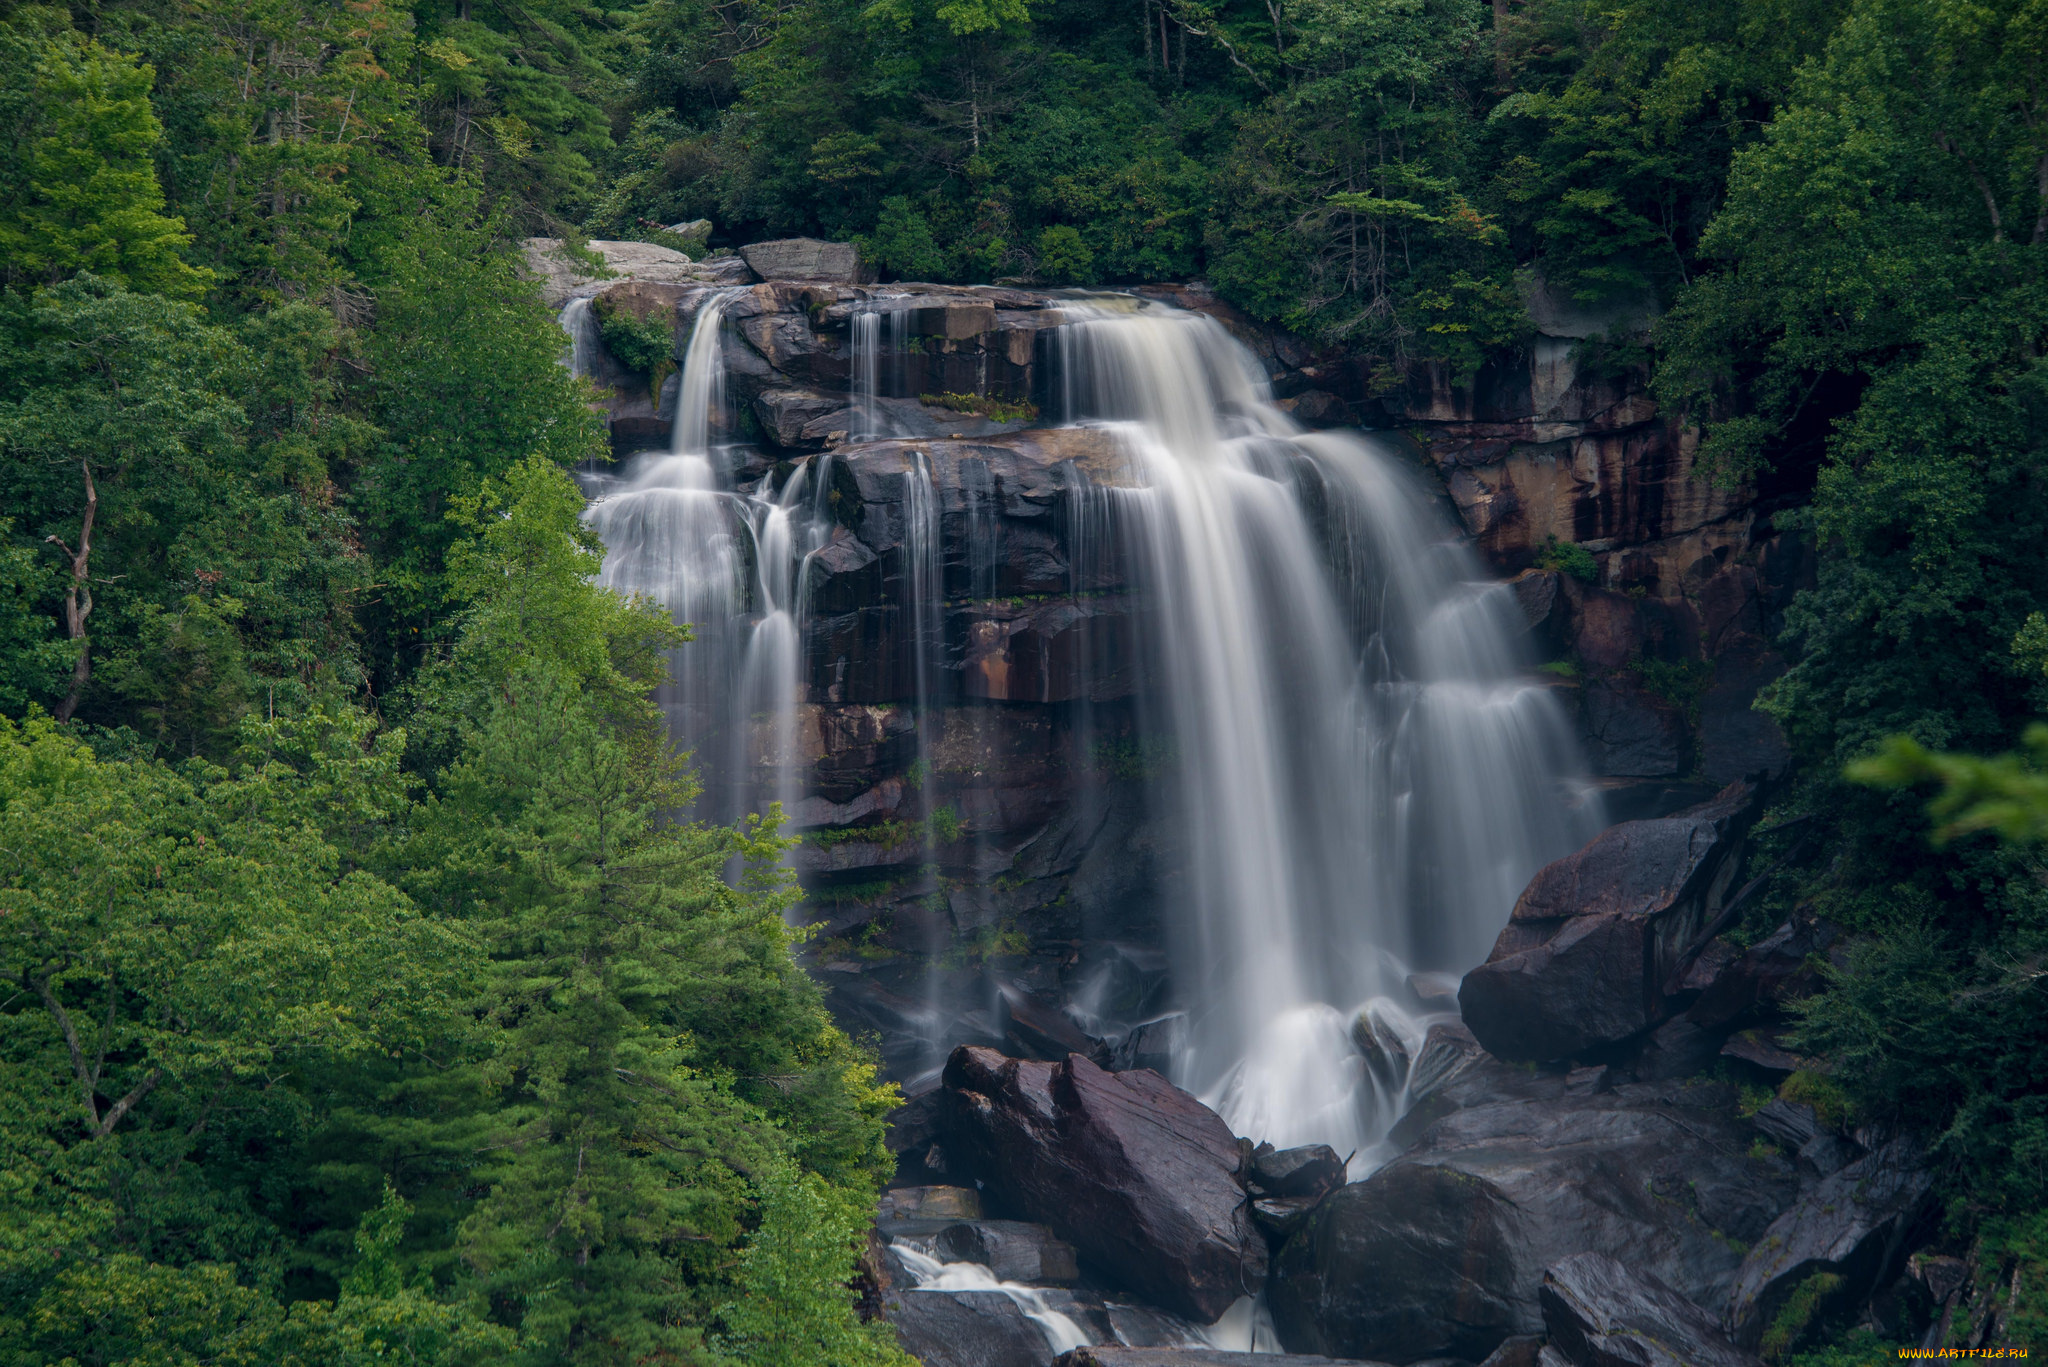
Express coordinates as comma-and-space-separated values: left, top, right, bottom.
573, 289, 1600, 1163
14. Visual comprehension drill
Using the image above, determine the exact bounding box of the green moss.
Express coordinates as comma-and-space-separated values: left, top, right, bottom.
1632, 655, 1715, 723
921, 391, 1040, 424
930, 805, 965, 844
806, 818, 919, 849
1534, 535, 1599, 582
1538, 659, 1581, 679
1779, 1071, 1854, 1131
1761, 1271, 1845, 1362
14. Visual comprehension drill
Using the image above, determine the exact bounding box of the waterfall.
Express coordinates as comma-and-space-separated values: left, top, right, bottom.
581, 290, 804, 827
889, 1246, 1091, 1355
571, 284, 1600, 1167
558, 295, 601, 378
1048, 301, 1601, 1162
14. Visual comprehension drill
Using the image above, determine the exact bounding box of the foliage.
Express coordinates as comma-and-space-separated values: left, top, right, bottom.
1533, 535, 1598, 582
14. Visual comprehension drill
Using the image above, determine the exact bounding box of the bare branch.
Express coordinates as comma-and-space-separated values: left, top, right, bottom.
33, 973, 100, 1131
46, 461, 97, 723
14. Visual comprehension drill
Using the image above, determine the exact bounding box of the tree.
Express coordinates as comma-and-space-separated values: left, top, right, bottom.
0, 36, 208, 296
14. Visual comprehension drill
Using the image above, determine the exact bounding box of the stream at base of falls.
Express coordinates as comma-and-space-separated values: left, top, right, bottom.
572, 288, 1604, 1168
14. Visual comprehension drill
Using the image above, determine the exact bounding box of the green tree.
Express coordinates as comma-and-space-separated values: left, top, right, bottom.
0, 35, 208, 296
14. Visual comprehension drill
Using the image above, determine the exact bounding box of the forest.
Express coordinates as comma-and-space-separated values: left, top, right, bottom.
0, 0, 2043, 1362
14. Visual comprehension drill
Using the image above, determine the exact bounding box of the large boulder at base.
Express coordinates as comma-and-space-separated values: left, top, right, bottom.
1460, 782, 1761, 1062
1269, 1077, 1800, 1364
739, 236, 866, 282
1726, 1138, 1934, 1350
941, 1046, 1266, 1322
1541, 1253, 1762, 1367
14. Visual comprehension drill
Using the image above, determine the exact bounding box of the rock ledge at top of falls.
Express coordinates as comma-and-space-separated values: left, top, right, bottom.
519, 237, 754, 308
739, 236, 868, 282
939, 1046, 1267, 1323
1457, 780, 1764, 1064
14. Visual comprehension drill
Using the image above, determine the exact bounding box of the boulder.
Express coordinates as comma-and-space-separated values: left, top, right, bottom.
1540, 1253, 1762, 1367
1685, 916, 1844, 1030
997, 984, 1103, 1062
1476, 1337, 1546, 1367
1269, 1079, 1800, 1364
1726, 1138, 1934, 1351
740, 236, 865, 282
753, 386, 849, 447
941, 1046, 1267, 1322
1112, 1014, 1188, 1075
883, 1282, 1068, 1367
927, 1220, 1083, 1284
1247, 1144, 1347, 1201
1459, 782, 1761, 1063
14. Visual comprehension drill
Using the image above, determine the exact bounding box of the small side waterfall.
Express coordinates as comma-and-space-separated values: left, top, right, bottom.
558, 295, 601, 378
581, 290, 804, 825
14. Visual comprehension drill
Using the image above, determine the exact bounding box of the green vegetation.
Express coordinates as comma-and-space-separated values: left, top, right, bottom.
0, 0, 2044, 1354
1534, 536, 1598, 583
922, 392, 1040, 424
590, 291, 680, 400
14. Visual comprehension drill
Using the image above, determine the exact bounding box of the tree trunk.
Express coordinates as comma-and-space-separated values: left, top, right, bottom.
47, 461, 96, 723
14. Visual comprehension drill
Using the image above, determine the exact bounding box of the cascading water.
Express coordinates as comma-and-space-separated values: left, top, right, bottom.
1048, 300, 1602, 1164
558, 295, 602, 378
573, 285, 1600, 1173
581, 290, 805, 826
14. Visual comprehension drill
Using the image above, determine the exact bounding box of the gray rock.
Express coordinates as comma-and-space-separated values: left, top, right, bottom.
1268, 1081, 1800, 1364
1248, 1143, 1347, 1201
1540, 1252, 1761, 1367
1726, 1138, 1934, 1350
1460, 783, 1760, 1063
740, 236, 866, 282
942, 1046, 1267, 1322
1112, 1014, 1188, 1075
1475, 1336, 1545, 1367
931, 1219, 1083, 1284
753, 387, 849, 447
884, 1281, 1064, 1367
1057, 1351, 1390, 1367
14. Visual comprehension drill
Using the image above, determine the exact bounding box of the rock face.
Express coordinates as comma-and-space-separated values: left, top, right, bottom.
882, 1280, 1061, 1367
1726, 1138, 1934, 1350
519, 236, 749, 307
1459, 781, 1762, 1062
1268, 1072, 1799, 1363
740, 236, 867, 282
941, 1046, 1266, 1322
1540, 1253, 1763, 1367
1057, 1352, 1388, 1367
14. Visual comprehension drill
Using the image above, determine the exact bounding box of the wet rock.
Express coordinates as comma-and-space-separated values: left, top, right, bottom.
1686, 917, 1844, 1030
739, 236, 865, 282
1579, 677, 1689, 779
1626, 1016, 1724, 1083
1409, 1021, 1484, 1100
928, 1220, 1083, 1284
997, 985, 1102, 1062
1540, 1252, 1761, 1367
1268, 1080, 1799, 1364
1459, 782, 1761, 1063
1476, 1337, 1545, 1367
1727, 1138, 1935, 1351
1719, 1028, 1801, 1074
1057, 1351, 1389, 1367
1248, 1143, 1347, 1201
1747, 1100, 1821, 1152
1253, 1195, 1328, 1244
881, 1185, 985, 1221
1111, 1014, 1188, 1075
1351, 1004, 1414, 1090
883, 1281, 1061, 1367
941, 1046, 1266, 1321
754, 387, 848, 448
